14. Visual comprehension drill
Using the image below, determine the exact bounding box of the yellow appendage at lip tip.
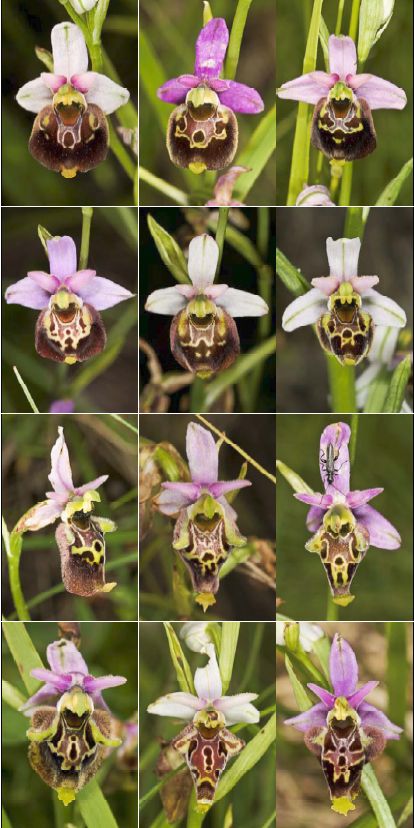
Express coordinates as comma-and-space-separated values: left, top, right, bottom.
57, 787, 76, 806
61, 168, 78, 179
64, 356, 78, 365
188, 161, 207, 174
331, 796, 356, 816
195, 592, 216, 612
333, 594, 355, 607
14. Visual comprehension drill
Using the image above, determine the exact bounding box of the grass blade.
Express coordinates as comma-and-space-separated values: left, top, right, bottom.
218, 622, 240, 694
285, 654, 313, 711
214, 713, 276, 802
358, 0, 395, 63
147, 214, 189, 283
2, 621, 44, 694
77, 778, 120, 827
375, 158, 413, 206
383, 356, 411, 412
201, 336, 276, 409
361, 764, 397, 828
163, 622, 195, 694
276, 249, 310, 295
233, 107, 276, 200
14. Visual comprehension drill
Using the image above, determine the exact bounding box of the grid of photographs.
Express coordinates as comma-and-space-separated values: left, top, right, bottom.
1, 2, 413, 827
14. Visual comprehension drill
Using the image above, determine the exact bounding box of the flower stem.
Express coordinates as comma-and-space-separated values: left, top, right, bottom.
139, 167, 188, 205
335, 0, 346, 34
108, 414, 139, 435
195, 415, 276, 484
224, 0, 254, 81
2, 519, 30, 621
79, 207, 94, 269
13, 366, 39, 413
339, 162, 353, 205
326, 589, 338, 620
326, 356, 356, 413
214, 207, 229, 276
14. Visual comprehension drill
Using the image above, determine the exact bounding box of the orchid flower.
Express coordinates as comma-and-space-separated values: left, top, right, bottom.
148, 638, 259, 811
22, 638, 125, 806
18, 426, 117, 597
155, 422, 251, 609
295, 185, 335, 206
205, 166, 250, 206
282, 237, 406, 366
21, 638, 126, 715
294, 422, 401, 605
16, 22, 130, 177
277, 35, 406, 161
285, 633, 402, 815
5, 234, 133, 364
157, 17, 263, 174
356, 326, 413, 412
145, 233, 269, 377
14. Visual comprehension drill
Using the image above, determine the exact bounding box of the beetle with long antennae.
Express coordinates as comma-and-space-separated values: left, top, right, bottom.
320, 442, 349, 488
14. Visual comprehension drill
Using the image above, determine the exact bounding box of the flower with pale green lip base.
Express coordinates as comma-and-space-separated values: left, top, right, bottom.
17, 426, 117, 597
16, 22, 129, 178
148, 636, 259, 812
5, 234, 133, 364
282, 237, 406, 366
156, 422, 251, 611
277, 35, 406, 162
145, 234, 269, 378
294, 422, 401, 606
285, 633, 402, 815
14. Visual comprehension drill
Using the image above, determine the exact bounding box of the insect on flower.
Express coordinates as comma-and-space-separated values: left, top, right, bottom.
157, 17, 264, 174
16, 426, 117, 597
21, 638, 126, 805
16, 23, 130, 177
285, 633, 402, 815
277, 35, 406, 161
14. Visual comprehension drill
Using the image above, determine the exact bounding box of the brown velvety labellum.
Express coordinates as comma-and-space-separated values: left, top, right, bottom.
56, 519, 107, 597
35, 302, 106, 363
311, 96, 376, 161
167, 103, 238, 171
170, 308, 240, 375
173, 512, 230, 594
29, 103, 109, 177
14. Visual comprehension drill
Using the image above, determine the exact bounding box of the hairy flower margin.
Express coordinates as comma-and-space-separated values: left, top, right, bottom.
148, 623, 259, 812
285, 633, 402, 815
21, 638, 126, 805
16, 22, 130, 177
145, 233, 268, 377
157, 17, 263, 175
16, 426, 117, 597
294, 421, 401, 605
282, 237, 406, 366
5, 234, 133, 364
155, 422, 251, 610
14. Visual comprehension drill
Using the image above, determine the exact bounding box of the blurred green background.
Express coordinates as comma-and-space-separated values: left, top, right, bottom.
140, 207, 276, 413
2, 0, 137, 206
276, 207, 413, 413
2, 621, 138, 827
276, 414, 413, 620
1, 414, 138, 620
276, 0, 413, 205
277, 622, 413, 827
2, 207, 138, 413
140, 621, 276, 827
140, 413, 276, 620
140, 0, 276, 205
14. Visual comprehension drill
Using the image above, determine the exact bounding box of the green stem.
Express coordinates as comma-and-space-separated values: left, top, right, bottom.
214, 207, 229, 276
2, 519, 30, 621
108, 414, 139, 434
224, 0, 254, 80
326, 356, 356, 413
335, 0, 346, 34
108, 121, 136, 181
257, 207, 269, 259
349, 0, 361, 41
12, 366, 39, 413
326, 588, 338, 620
79, 207, 94, 269
195, 415, 276, 484
139, 166, 188, 205
339, 162, 353, 205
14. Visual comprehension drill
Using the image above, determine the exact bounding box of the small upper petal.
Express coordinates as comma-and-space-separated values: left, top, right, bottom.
294, 491, 333, 509
47, 236, 77, 280
48, 426, 74, 495
194, 648, 222, 702
215, 287, 269, 317
145, 286, 187, 316
65, 269, 96, 293
311, 275, 341, 296
74, 275, 134, 311
285, 702, 328, 732
277, 71, 336, 104
148, 691, 201, 720
73, 72, 130, 114
362, 289, 407, 328
330, 634, 358, 697
186, 422, 218, 484
307, 683, 335, 707
16, 77, 52, 113
157, 75, 199, 104
349, 73, 407, 110
281, 288, 326, 332
349, 275, 380, 294
51, 22, 89, 79
188, 235, 219, 290
346, 488, 383, 508
209, 480, 251, 498
75, 475, 108, 496
41, 72, 67, 93
195, 18, 229, 80
353, 504, 401, 549
328, 35, 357, 79
347, 681, 379, 709
4, 276, 51, 310
83, 674, 127, 693
216, 81, 264, 114
326, 237, 361, 281
28, 271, 60, 293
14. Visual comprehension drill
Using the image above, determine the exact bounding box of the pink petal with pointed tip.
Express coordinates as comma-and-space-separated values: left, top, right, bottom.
330, 634, 358, 697
353, 504, 401, 549
358, 702, 403, 739
157, 75, 199, 104
348, 73, 407, 110
4, 276, 51, 310
47, 236, 77, 280
294, 491, 332, 508
277, 71, 336, 104
217, 81, 264, 114
48, 426, 74, 495
285, 702, 328, 732
209, 479, 251, 498
349, 275, 379, 294
47, 640, 88, 675
328, 35, 357, 78
311, 275, 341, 296
28, 271, 60, 293
40, 72, 67, 92
83, 674, 127, 693
195, 18, 229, 80
75, 475, 108, 496
31, 668, 71, 688
307, 683, 335, 707
65, 269, 96, 292
347, 681, 378, 709
346, 488, 383, 508
75, 275, 134, 311
186, 422, 218, 484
